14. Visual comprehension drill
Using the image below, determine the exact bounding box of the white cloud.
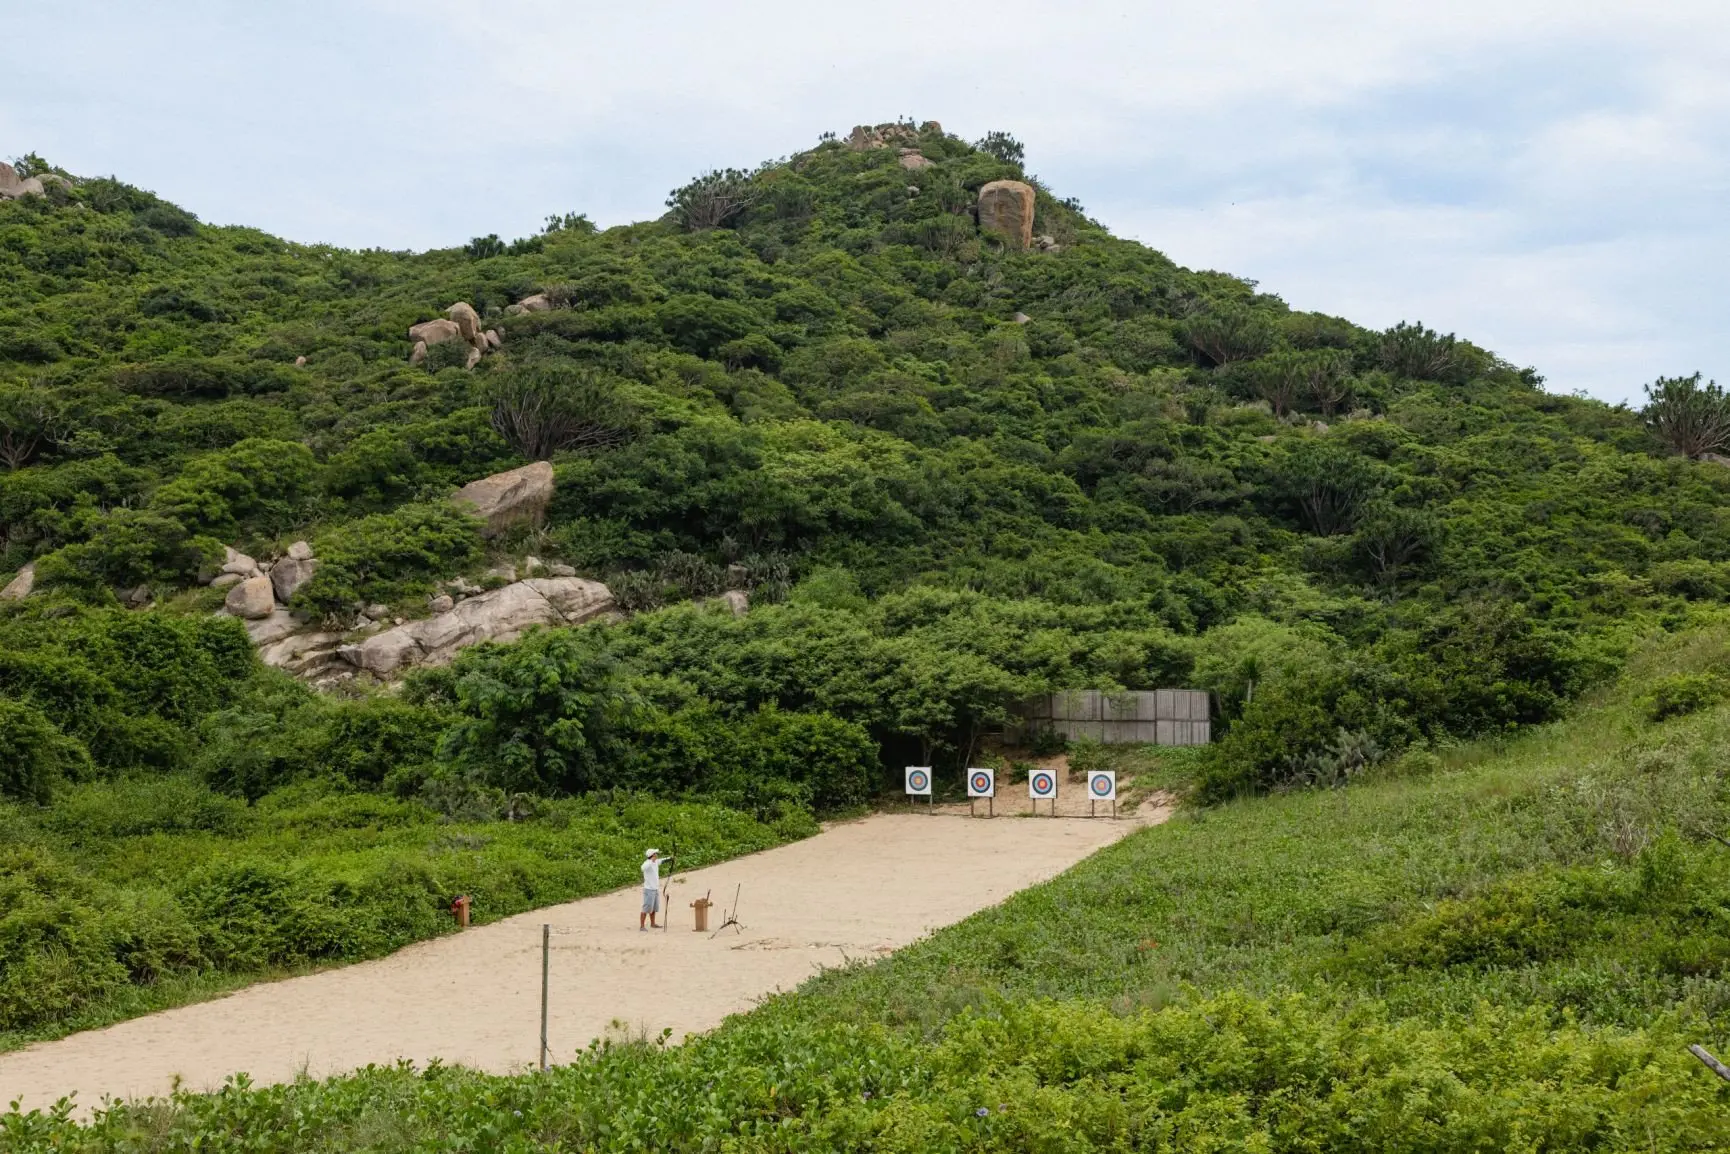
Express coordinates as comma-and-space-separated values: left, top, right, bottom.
2, 0, 1727, 401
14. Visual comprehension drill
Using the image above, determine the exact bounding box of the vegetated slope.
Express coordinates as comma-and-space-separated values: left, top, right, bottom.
12, 628, 1730, 1150
1, 124, 1726, 1046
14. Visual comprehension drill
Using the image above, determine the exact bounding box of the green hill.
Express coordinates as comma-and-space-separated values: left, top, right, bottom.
3, 122, 1730, 1126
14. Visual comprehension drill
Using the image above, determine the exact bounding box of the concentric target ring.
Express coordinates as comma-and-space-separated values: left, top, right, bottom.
1030, 771, 1055, 797
1089, 774, 1113, 797
907, 769, 930, 792
970, 771, 991, 793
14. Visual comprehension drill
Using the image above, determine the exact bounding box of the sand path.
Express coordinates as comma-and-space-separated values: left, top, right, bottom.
1, 807, 1165, 1114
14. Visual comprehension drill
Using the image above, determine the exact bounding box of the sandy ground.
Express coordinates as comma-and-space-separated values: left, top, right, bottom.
1, 806, 1166, 1115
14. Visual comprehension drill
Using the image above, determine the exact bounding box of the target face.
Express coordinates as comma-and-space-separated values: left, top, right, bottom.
904, 767, 932, 796
1088, 770, 1117, 801
967, 767, 995, 798
1028, 770, 1058, 800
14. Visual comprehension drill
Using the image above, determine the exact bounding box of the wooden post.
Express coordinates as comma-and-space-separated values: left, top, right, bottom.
539, 924, 550, 1072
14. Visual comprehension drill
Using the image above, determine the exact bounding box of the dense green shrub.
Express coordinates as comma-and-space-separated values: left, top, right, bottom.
294, 502, 484, 616
0, 701, 88, 802
1642, 672, 1729, 722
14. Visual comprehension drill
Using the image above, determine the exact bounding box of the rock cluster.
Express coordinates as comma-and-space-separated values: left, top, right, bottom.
978, 180, 1036, 249
846, 122, 941, 150
0, 163, 70, 200
408, 301, 500, 369
337, 577, 616, 676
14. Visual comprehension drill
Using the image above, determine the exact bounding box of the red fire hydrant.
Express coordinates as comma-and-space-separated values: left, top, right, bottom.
451, 895, 472, 929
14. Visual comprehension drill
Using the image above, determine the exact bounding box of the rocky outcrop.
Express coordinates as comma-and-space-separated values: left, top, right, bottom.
408, 318, 463, 347
446, 302, 482, 343
339, 577, 616, 676
1032, 234, 1061, 253
720, 590, 749, 617
504, 293, 551, 316
847, 123, 919, 150
978, 180, 1035, 249
0, 166, 67, 200
409, 302, 497, 369
898, 149, 934, 170
225, 575, 276, 619
453, 461, 555, 537
1, 562, 35, 601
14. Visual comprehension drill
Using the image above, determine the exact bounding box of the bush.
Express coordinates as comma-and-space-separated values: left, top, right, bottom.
294, 502, 484, 617
0, 700, 89, 802
1641, 672, 1729, 722
487, 362, 634, 460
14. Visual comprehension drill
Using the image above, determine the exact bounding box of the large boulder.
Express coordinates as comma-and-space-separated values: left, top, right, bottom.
408, 318, 463, 347
270, 556, 319, 602
453, 461, 555, 537
446, 302, 482, 344
978, 180, 1035, 249
224, 575, 277, 620
505, 293, 551, 316
260, 631, 346, 677
340, 577, 615, 676
899, 151, 934, 170
221, 547, 261, 579
246, 609, 302, 646
1, 562, 35, 601
0, 163, 20, 198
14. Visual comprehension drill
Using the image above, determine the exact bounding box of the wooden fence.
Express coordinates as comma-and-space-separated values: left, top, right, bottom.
1016, 689, 1212, 746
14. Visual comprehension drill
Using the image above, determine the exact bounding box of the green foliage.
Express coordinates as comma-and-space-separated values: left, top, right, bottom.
487, 361, 634, 459
666, 168, 763, 231
1642, 672, 1729, 722
294, 502, 483, 616
0, 701, 88, 802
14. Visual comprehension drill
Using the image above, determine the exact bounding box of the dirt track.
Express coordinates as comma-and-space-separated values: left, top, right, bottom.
1, 806, 1167, 1115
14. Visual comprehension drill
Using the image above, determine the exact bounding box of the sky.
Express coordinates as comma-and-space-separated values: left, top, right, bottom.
2, 1, 1725, 404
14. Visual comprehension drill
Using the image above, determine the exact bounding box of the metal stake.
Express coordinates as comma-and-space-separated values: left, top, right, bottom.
539, 923, 550, 1072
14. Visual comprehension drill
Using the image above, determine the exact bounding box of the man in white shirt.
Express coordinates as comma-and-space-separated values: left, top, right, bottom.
639, 848, 672, 930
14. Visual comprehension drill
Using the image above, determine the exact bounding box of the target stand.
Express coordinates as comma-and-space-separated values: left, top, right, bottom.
1028, 767, 1058, 816
1087, 770, 1118, 819
904, 766, 934, 814
966, 767, 995, 817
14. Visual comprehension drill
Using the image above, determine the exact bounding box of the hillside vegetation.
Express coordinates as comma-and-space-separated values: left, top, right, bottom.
10, 627, 1730, 1149
1, 123, 1727, 1060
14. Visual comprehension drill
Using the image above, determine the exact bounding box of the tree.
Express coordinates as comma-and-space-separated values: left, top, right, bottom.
974, 131, 1025, 166
1248, 351, 1307, 416
1642, 373, 1730, 459
667, 169, 763, 231
488, 363, 634, 460
0, 385, 63, 470
434, 630, 634, 795
1183, 307, 1277, 366
1379, 321, 1474, 383
0, 699, 90, 803
1353, 500, 1440, 589
1303, 350, 1354, 416
1270, 442, 1383, 536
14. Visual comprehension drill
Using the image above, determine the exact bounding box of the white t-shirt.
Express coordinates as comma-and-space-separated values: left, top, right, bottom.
641, 858, 661, 889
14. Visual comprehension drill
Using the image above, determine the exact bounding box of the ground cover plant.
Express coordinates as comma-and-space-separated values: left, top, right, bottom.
9, 626, 1730, 1150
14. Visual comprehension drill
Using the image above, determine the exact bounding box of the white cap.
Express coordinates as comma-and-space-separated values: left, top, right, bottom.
645, 848, 659, 858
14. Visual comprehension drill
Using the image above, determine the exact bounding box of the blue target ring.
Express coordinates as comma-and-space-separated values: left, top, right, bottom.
1030, 771, 1055, 797
970, 771, 992, 794
907, 769, 929, 792
1089, 774, 1114, 797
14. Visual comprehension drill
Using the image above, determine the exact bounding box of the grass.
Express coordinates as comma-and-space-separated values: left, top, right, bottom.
8, 624, 1730, 1150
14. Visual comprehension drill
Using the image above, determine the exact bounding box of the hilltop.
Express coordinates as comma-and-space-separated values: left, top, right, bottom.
1, 121, 1728, 1060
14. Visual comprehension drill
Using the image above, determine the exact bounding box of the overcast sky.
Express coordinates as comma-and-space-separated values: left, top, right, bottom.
3, 1, 1725, 404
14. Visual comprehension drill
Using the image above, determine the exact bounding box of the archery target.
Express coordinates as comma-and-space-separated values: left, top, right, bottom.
967, 767, 995, 798
1087, 770, 1117, 802
1028, 769, 1058, 800
905, 766, 932, 796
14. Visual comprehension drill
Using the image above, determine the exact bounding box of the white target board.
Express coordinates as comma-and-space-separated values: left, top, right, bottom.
966, 767, 995, 798
1028, 767, 1059, 800
904, 766, 932, 796
1087, 770, 1117, 803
